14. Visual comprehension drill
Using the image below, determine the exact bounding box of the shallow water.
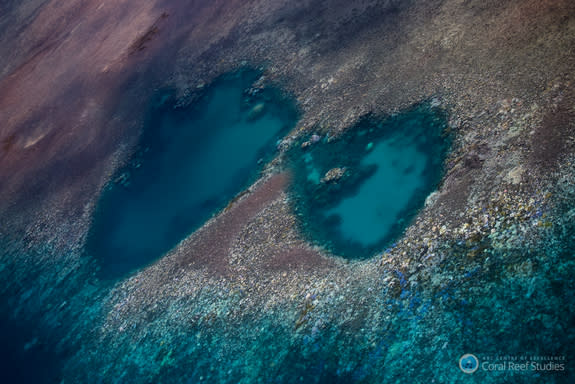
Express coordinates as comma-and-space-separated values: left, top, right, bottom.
87, 70, 297, 279
288, 105, 449, 258
328, 136, 428, 245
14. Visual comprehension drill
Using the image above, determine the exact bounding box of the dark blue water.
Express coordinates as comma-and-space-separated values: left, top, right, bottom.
0, 315, 61, 384
87, 70, 297, 279
287, 104, 450, 258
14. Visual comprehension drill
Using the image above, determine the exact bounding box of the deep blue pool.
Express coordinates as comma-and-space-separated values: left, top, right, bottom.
87, 70, 298, 279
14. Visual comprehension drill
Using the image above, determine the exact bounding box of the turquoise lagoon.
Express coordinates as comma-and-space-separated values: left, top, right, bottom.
288, 106, 450, 258
87, 70, 298, 279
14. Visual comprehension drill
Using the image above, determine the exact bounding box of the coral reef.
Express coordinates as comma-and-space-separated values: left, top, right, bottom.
0, 0, 574, 383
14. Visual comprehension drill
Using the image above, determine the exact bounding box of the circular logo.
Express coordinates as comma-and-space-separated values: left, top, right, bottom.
459, 354, 479, 374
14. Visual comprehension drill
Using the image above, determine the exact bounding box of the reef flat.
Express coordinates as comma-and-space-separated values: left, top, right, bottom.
0, 0, 574, 383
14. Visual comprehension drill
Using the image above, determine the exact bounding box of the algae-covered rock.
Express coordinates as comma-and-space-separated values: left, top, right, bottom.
320, 167, 348, 184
